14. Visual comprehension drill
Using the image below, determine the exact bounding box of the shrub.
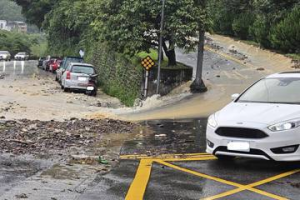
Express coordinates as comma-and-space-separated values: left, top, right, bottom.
232, 13, 255, 40
270, 6, 300, 53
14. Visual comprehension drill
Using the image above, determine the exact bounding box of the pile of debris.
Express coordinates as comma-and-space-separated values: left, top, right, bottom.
0, 118, 137, 155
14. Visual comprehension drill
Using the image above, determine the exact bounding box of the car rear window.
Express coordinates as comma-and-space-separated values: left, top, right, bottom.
71, 65, 95, 74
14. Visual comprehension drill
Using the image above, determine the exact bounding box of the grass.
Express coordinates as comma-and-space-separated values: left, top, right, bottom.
137, 49, 160, 61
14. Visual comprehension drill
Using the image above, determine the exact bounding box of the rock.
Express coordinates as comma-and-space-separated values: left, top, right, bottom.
257, 67, 265, 71
0, 116, 5, 119
15, 193, 28, 199
28, 124, 37, 130
155, 134, 167, 138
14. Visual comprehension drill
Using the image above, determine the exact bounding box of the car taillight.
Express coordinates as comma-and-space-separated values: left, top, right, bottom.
66, 71, 71, 79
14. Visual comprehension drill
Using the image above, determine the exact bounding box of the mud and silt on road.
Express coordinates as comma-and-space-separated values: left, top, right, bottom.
0, 118, 145, 199
0, 118, 138, 156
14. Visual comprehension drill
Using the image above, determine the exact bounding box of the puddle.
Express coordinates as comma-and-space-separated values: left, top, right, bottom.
121, 118, 208, 156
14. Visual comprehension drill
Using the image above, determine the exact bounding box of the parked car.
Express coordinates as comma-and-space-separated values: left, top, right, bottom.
61, 63, 97, 95
0, 51, 11, 61
56, 56, 84, 83
42, 59, 50, 70
15, 52, 29, 60
37, 57, 46, 67
206, 72, 300, 161
49, 58, 62, 72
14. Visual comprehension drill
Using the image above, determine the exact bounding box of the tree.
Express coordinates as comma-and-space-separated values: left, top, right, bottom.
91, 0, 207, 66
270, 6, 300, 53
12, 0, 57, 28
0, 0, 24, 21
190, 0, 209, 93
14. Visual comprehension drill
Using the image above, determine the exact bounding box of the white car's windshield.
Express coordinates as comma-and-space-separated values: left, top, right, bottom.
238, 77, 300, 104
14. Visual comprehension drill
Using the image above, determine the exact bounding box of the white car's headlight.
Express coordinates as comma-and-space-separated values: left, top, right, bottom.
208, 114, 218, 128
268, 120, 300, 132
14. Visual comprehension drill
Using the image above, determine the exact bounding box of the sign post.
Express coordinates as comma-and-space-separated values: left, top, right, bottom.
141, 56, 155, 98
79, 49, 85, 58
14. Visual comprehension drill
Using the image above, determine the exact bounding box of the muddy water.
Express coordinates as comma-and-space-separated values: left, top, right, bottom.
121, 118, 208, 156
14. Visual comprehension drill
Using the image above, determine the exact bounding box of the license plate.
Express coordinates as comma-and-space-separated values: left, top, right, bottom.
227, 141, 250, 152
78, 77, 87, 81
87, 86, 94, 91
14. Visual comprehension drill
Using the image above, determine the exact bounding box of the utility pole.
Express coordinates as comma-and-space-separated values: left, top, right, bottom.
156, 0, 166, 94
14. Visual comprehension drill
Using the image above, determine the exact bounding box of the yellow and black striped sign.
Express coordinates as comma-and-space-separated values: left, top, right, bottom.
141, 56, 155, 71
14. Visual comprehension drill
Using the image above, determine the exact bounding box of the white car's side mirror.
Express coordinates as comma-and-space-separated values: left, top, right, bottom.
231, 93, 240, 101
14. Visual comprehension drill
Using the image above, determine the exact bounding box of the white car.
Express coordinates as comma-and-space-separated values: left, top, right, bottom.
0, 51, 11, 61
206, 72, 300, 161
15, 52, 29, 60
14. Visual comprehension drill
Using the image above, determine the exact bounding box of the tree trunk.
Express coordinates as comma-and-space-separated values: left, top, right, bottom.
162, 41, 177, 66
190, 29, 207, 93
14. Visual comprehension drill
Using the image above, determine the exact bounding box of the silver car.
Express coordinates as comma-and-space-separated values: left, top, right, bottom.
56, 57, 84, 84
15, 52, 29, 60
0, 51, 11, 61
61, 63, 96, 92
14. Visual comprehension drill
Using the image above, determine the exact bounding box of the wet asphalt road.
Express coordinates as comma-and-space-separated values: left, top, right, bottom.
83, 119, 300, 200
0, 60, 46, 79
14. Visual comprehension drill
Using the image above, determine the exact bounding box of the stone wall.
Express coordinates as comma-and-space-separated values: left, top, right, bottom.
143, 67, 193, 97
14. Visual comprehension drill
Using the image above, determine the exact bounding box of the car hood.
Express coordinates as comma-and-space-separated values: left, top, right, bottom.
216, 102, 300, 125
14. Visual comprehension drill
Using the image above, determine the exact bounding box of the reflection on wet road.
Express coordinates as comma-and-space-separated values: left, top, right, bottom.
0, 60, 45, 78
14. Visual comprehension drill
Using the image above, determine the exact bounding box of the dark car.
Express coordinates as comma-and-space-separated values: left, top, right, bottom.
38, 57, 46, 68
56, 56, 84, 82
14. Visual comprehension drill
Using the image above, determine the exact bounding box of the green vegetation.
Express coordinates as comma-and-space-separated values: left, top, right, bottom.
0, 0, 24, 21
0, 30, 47, 57
208, 0, 300, 55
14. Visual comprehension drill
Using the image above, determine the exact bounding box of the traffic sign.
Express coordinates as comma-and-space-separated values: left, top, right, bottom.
141, 56, 155, 71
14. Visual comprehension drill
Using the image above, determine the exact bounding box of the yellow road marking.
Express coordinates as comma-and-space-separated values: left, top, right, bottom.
162, 156, 216, 162
155, 160, 293, 200
125, 159, 153, 200
155, 160, 243, 187
201, 169, 300, 200
123, 153, 299, 200
120, 153, 212, 160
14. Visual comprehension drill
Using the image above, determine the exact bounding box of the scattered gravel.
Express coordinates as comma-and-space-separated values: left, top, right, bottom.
0, 119, 137, 155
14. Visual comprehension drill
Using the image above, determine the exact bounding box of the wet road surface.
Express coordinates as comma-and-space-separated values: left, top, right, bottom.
0, 60, 46, 79
84, 118, 300, 200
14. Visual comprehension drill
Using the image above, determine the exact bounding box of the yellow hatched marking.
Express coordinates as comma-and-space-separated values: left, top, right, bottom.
155, 160, 294, 200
